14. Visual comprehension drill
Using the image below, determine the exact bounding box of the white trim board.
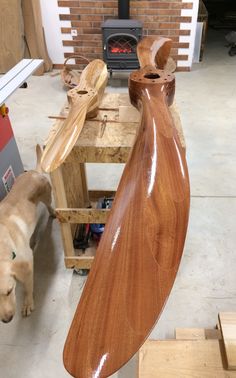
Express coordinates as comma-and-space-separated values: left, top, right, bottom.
40, 0, 74, 64
178, 0, 199, 68
0, 59, 43, 106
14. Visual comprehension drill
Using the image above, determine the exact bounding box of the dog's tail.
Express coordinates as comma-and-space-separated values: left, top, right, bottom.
36, 144, 43, 173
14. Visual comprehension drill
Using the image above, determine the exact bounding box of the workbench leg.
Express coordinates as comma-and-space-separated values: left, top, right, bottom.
61, 162, 90, 210
50, 167, 75, 258
79, 163, 90, 207
60, 162, 90, 240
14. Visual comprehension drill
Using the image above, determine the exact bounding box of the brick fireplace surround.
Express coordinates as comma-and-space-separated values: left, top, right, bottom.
57, 0, 194, 71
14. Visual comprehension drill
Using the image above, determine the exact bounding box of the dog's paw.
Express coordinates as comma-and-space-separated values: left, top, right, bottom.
22, 301, 35, 317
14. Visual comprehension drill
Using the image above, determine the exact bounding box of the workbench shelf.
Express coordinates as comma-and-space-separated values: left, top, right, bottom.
48, 92, 184, 270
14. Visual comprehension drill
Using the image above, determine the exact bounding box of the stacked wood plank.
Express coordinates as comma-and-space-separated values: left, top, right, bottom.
219, 312, 236, 370
0, 0, 52, 74
22, 0, 52, 75
0, 0, 25, 73
139, 312, 236, 377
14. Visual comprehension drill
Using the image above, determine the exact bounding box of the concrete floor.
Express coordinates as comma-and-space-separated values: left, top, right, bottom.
0, 29, 236, 377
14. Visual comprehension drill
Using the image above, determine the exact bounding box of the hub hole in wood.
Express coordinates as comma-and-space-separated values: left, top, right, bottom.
144, 73, 160, 80
77, 90, 88, 95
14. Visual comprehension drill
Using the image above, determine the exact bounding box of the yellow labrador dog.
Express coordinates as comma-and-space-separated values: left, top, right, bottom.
0, 145, 55, 323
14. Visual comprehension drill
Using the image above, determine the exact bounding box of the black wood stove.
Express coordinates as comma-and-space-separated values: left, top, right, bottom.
102, 0, 142, 74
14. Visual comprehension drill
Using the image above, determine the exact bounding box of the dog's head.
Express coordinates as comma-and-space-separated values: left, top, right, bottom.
0, 261, 16, 323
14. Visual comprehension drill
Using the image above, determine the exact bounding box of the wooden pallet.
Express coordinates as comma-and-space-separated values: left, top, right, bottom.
138, 313, 236, 377
47, 92, 185, 270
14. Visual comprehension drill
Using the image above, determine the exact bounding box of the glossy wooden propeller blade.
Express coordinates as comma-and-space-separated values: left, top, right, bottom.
137, 35, 172, 69
41, 59, 108, 172
63, 57, 190, 377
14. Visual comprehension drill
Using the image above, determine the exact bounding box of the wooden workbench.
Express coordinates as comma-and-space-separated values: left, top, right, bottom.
48, 92, 185, 271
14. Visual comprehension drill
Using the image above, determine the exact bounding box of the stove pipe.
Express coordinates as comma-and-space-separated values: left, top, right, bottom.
118, 0, 130, 19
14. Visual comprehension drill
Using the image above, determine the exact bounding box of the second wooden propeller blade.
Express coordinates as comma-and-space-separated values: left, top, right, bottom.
41, 59, 108, 173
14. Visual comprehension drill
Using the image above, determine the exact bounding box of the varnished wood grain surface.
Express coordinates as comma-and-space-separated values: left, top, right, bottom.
41, 59, 108, 172
63, 51, 190, 377
137, 35, 172, 69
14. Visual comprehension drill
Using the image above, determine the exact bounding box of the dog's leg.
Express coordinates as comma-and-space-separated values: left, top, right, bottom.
12, 258, 34, 317
21, 264, 34, 317
41, 182, 56, 218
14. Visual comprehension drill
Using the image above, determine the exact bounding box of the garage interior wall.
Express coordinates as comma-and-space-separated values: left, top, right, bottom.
40, 0, 199, 71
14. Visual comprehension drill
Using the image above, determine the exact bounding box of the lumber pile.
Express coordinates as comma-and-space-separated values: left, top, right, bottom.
0, 0, 52, 74
139, 312, 236, 377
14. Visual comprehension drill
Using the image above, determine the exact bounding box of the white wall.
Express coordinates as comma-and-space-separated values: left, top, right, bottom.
178, 0, 199, 68
40, 0, 73, 64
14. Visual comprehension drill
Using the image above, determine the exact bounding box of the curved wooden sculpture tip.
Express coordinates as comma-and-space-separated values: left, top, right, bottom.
137, 35, 173, 70
63, 61, 190, 378
41, 59, 108, 173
